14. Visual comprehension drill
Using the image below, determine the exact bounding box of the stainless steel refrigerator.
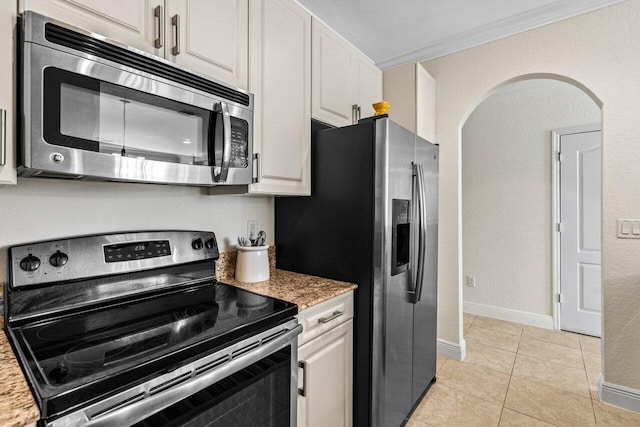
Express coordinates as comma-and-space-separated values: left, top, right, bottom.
275, 117, 438, 427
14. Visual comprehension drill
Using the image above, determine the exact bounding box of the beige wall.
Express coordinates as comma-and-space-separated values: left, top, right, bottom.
0, 179, 273, 283
462, 79, 600, 318
423, 0, 640, 390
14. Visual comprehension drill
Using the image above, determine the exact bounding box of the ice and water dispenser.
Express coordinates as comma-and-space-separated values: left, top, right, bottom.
391, 199, 411, 276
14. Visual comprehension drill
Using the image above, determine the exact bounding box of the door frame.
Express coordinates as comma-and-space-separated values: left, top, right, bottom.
551, 122, 602, 331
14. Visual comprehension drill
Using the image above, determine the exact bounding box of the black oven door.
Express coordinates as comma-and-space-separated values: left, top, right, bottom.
134, 346, 292, 427
45, 322, 301, 427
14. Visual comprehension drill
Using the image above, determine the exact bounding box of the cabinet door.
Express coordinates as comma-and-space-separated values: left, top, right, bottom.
312, 18, 353, 127
166, 0, 248, 89
353, 55, 382, 121
416, 64, 436, 142
0, 0, 16, 185
20, 0, 162, 55
298, 319, 353, 427
248, 0, 311, 195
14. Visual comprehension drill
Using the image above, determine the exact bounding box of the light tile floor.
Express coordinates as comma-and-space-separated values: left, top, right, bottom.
407, 314, 640, 426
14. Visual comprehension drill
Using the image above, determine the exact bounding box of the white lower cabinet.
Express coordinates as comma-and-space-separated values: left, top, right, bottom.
297, 292, 353, 427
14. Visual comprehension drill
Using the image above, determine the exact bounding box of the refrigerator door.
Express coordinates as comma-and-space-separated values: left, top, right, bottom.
411, 137, 439, 404
371, 119, 417, 427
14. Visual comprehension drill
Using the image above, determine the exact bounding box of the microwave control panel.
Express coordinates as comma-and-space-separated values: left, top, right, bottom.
230, 119, 249, 168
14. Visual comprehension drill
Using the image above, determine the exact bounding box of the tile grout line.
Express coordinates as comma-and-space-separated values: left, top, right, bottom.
497, 332, 521, 426
582, 346, 599, 425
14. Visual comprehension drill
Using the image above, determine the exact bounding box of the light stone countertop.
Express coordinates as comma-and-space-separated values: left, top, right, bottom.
216, 248, 358, 311
0, 285, 40, 427
0, 248, 356, 426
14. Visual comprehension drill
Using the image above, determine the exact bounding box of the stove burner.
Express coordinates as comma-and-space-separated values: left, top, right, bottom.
64, 337, 133, 364
36, 317, 118, 341
49, 362, 70, 384
183, 304, 218, 335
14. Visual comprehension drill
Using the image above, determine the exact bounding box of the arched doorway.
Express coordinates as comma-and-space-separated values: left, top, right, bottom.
460, 77, 602, 339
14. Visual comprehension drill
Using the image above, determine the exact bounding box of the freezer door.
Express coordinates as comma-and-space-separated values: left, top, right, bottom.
411, 137, 439, 404
371, 119, 417, 427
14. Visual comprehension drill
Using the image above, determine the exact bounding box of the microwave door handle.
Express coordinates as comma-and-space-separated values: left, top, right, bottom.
215, 101, 232, 183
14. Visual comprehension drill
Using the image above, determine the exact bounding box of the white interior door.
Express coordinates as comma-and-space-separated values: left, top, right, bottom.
560, 128, 602, 337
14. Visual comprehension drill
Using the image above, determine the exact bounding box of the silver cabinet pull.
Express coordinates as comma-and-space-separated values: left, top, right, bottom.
318, 311, 343, 324
351, 104, 357, 124
153, 5, 163, 49
0, 109, 6, 166
357, 105, 361, 121
298, 360, 307, 396
171, 14, 180, 55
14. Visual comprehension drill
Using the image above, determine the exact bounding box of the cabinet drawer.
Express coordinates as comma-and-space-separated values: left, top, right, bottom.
297, 291, 353, 346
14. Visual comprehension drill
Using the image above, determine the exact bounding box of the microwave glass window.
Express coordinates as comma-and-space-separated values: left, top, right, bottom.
45, 68, 211, 165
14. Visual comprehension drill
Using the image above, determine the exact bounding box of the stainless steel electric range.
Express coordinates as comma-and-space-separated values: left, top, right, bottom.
3, 231, 301, 427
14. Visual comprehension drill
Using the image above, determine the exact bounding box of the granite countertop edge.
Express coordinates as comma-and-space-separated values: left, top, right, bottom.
217, 267, 358, 312
0, 284, 41, 427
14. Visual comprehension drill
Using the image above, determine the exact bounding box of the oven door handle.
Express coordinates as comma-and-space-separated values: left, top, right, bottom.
65, 323, 303, 427
214, 100, 232, 183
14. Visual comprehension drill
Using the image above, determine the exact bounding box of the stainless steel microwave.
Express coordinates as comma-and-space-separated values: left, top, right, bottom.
19, 11, 255, 187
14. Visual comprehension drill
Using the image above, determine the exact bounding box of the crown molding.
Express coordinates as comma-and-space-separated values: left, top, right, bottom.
377, 0, 626, 70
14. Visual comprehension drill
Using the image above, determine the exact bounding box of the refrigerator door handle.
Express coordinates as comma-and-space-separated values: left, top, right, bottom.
411, 163, 428, 304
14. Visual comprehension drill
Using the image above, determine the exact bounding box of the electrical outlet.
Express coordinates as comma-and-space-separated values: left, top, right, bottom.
247, 220, 258, 240
467, 276, 476, 287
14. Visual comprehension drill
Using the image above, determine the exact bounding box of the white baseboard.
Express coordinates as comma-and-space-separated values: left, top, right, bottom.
437, 338, 466, 361
599, 375, 640, 413
464, 302, 554, 329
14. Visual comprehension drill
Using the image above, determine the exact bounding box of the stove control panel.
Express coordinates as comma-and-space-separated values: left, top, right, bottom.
9, 231, 220, 288
104, 240, 171, 263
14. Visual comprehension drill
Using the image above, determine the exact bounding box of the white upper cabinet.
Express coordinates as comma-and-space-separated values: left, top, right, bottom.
20, 0, 249, 89
312, 18, 382, 127
383, 62, 436, 142
0, 0, 16, 185
352, 55, 383, 121
312, 18, 353, 127
248, 0, 311, 195
416, 63, 436, 142
20, 0, 163, 56
166, 0, 248, 90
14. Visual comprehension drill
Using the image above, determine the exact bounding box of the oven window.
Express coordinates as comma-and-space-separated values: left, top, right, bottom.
43, 67, 212, 165
133, 347, 291, 427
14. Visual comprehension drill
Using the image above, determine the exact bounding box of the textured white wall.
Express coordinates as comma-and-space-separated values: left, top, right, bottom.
423, 0, 640, 390
0, 179, 273, 283
462, 80, 600, 316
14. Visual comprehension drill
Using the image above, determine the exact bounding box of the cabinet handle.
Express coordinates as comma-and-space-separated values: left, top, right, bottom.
0, 109, 6, 166
153, 5, 163, 49
298, 360, 307, 397
318, 311, 343, 324
351, 104, 357, 124
171, 14, 180, 55
357, 105, 361, 121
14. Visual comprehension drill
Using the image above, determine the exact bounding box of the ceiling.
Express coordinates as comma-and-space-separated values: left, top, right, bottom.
296, 0, 625, 69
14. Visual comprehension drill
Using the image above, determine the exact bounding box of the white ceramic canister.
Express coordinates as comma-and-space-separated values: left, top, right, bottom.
235, 245, 270, 282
